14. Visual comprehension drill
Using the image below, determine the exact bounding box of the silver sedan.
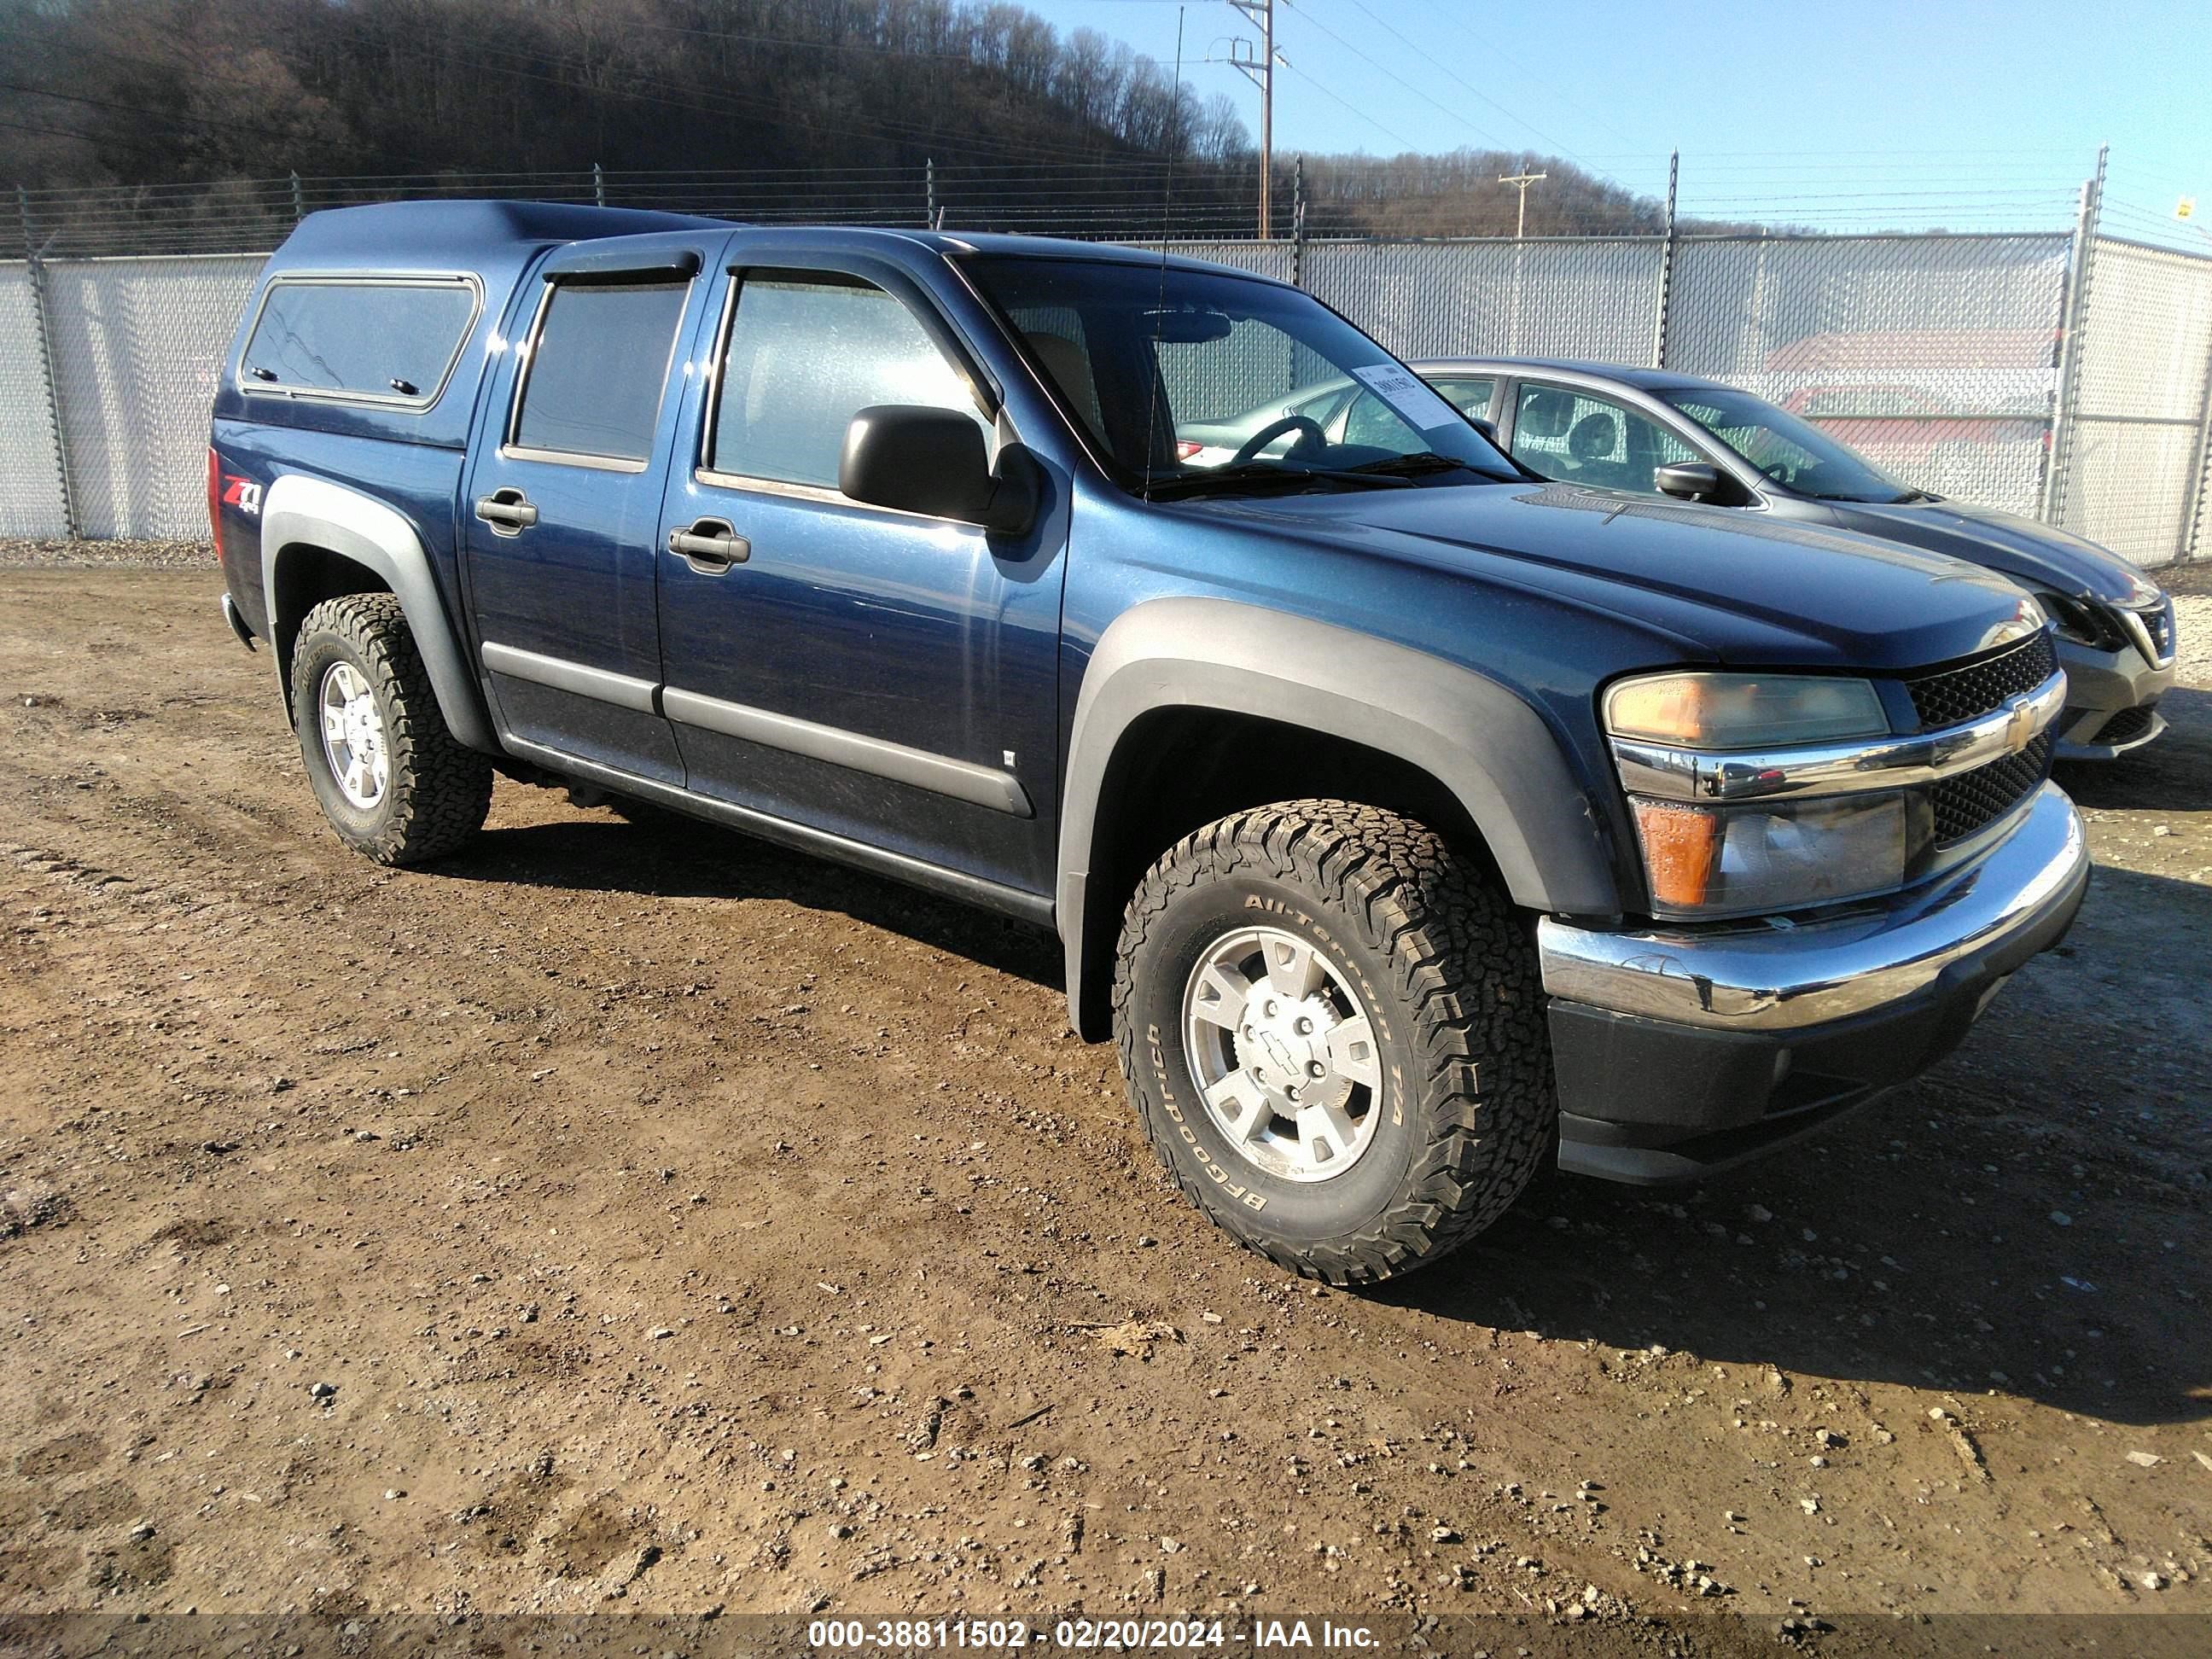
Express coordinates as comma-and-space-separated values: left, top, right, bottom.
1412, 357, 2175, 760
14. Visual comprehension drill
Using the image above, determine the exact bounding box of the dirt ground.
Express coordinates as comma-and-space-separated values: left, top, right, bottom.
2, 563, 2208, 1651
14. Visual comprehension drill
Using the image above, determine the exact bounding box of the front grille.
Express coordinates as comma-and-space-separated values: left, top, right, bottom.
1931, 732, 2052, 844
2097, 704, 2157, 746
1904, 632, 2058, 731
2138, 598, 2175, 662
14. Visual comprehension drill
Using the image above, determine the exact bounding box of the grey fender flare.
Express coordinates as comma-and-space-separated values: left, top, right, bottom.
260, 473, 499, 754
1057, 596, 1621, 1035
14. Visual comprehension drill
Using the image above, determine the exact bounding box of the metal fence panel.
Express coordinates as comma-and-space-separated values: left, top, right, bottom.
2193, 416, 2212, 562
43, 253, 266, 538
3, 235, 2210, 562
2055, 237, 2212, 566
1301, 236, 1665, 362
1, 261, 73, 538
1666, 234, 2072, 520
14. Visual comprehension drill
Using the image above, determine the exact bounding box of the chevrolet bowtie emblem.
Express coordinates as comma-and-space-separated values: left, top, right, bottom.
2003, 696, 2035, 752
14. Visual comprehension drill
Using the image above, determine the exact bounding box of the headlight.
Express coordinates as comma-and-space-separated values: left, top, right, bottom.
1605, 672, 1889, 748
2031, 591, 2122, 651
1606, 671, 1909, 917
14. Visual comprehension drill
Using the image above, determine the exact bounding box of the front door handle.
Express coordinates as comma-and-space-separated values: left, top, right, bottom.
667, 517, 749, 573
474, 488, 539, 534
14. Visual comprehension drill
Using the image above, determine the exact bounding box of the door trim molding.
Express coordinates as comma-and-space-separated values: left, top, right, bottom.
479, 640, 1033, 818
481, 640, 658, 713
663, 685, 1033, 818
498, 734, 1053, 927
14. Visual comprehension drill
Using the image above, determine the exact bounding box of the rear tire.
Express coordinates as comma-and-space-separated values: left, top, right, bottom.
290, 593, 492, 864
1113, 800, 1553, 1285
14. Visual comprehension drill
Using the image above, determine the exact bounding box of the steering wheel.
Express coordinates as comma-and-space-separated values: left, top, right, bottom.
1228, 414, 1327, 468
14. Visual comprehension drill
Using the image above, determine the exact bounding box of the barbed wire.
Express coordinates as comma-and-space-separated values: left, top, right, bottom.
8, 161, 2209, 260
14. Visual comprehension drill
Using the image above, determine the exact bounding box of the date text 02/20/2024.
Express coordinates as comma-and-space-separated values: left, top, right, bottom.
805, 1618, 1379, 1650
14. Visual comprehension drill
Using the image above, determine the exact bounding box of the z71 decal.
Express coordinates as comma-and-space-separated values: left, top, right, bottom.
220, 475, 262, 515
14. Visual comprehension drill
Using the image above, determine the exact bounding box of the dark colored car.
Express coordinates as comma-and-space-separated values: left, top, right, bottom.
1413, 358, 2177, 760
207, 203, 2088, 1284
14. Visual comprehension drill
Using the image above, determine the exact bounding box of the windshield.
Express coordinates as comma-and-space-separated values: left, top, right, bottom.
1659, 386, 1917, 504
962, 255, 1516, 495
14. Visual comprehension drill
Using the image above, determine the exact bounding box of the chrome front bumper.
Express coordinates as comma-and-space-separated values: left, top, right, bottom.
1538, 782, 2089, 1033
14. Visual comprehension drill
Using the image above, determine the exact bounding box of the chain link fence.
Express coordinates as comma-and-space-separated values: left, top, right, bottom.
0, 262, 68, 537
38, 254, 267, 539
4, 219, 2209, 565
1306, 236, 1667, 365
2049, 236, 2212, 567
1664, 234, 2071, 520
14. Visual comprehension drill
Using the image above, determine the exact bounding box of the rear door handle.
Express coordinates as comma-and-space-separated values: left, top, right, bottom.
667, 517, 749, 573
474, 488, 539, 534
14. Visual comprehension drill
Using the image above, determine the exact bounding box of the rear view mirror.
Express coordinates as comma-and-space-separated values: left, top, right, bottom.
840, 405, 1041, 536
1655, 461, 1726, 503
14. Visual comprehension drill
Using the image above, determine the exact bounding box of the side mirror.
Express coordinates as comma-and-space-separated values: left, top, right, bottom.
839, 405, 1041, 536
1470, 416, 1501, 445
1655, 460, 1726, 503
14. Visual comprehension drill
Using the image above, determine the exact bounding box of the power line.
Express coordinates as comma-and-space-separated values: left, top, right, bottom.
356, 33, 1138, 167
1328, 0, 1620, 185
1275, 60, 1420, 152
1275, 2, 1511, 148
0, 79, 329, 147
601, 16, 997, 61
1414, 1, 1652, 154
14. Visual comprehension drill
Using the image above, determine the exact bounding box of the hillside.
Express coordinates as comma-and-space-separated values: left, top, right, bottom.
0, 0, 1666, 242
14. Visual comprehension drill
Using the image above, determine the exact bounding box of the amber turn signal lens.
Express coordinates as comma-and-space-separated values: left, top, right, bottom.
1631, 799, 1722, 910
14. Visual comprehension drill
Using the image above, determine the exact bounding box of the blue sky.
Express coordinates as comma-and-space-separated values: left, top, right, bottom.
1045, 0, 2208, 243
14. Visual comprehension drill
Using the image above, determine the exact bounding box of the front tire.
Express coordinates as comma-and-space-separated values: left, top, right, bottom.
290, 593, 492, 864
1113, 800, 1552, 1285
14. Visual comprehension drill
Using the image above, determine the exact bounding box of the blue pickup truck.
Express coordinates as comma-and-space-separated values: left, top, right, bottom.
210, 201, 2090, 1284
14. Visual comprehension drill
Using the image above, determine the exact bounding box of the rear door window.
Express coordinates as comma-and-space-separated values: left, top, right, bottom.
509, 279, 692, 465
242, 276, 479, 407
1429, 376, 1496, 419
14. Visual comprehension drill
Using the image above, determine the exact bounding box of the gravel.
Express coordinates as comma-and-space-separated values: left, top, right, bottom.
2168, 592, 2210, 686
0, 537, 216, 569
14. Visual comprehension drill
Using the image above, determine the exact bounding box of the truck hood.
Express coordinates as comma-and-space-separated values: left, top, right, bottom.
1182, 481, 2039, 671
1822, 497, 2158, 606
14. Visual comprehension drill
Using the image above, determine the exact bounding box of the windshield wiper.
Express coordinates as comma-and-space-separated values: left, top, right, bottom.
1144, 462, 1414, 500
1346, 451, 1516, 482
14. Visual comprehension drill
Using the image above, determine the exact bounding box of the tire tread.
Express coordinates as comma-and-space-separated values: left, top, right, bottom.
1111, 800, 1551, 1286
291, 593, 492, 864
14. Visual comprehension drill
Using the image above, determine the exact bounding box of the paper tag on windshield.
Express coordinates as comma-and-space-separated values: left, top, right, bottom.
1351, 364, 1464, 433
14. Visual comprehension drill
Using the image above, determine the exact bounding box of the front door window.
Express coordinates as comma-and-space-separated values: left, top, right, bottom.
1511, 384, 1697, 496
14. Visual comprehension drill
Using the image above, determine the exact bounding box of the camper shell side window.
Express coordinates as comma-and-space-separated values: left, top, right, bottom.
238, 274, 482, 410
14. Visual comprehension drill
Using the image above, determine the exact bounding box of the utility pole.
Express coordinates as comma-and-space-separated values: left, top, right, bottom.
1225, 0, 1279, 237
1499, 169, 1547, 239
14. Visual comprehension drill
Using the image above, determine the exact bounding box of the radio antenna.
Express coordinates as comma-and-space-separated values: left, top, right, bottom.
1139, 6, 1186, 501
